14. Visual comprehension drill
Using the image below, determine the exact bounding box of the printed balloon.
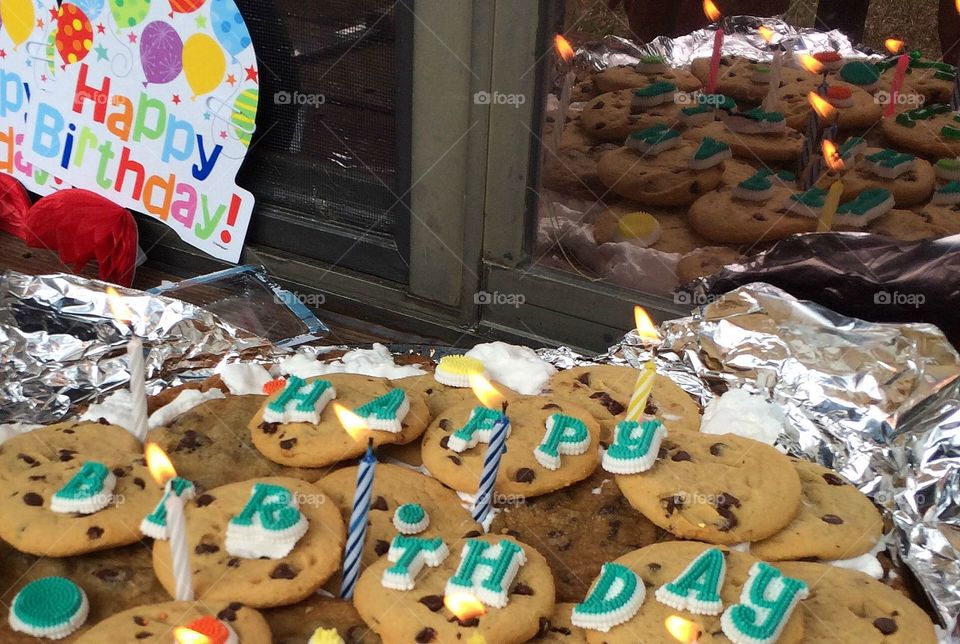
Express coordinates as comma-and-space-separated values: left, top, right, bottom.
231, 88, 258, 147
140, 21, 183, 85
1, 0, 35, 46
182, 33, 225, 97
109, 0, 151, 29
72, 0, 106, 19
168, 0, 206, 13
46, 29, 57, 73
210, 0, 251, 58
56, 4, 94, 65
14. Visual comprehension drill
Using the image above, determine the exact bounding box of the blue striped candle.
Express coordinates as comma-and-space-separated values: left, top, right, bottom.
471, 403, 510, 529
340, 440, 377, 599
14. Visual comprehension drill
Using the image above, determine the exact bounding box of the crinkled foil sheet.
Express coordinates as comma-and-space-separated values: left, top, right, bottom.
0, 271, 285, 424
4, 272, 960, 631
542, 283, 960, 633
570, 15, 879, 79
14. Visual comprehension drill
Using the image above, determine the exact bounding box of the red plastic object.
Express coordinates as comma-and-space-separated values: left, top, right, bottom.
23, 189, 138, 286
0, 175, 32, 239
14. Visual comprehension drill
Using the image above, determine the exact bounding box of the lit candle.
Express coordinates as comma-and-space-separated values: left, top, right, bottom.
703, 1, 724, 94
885, 53, 910, 119
758, 26, 781, 112
145, 443, 193, 601
625, 362, 656, 422
819, 179, 844, 233
800, 91, 836, 189
553, 34, 576, 152
106, 287, 149, 442
665, 615, 701, 643
339, 435, 376, 599
468, 376, 510, 530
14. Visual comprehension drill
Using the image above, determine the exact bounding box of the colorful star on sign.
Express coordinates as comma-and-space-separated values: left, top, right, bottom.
226, 74, 237, 86
220, 130, 228, 139
244, 65, 258, 83
94, 45, 108, 61
172, 94, 181, 105
48, 7, 57, 21
40, 74, 46, 82
97, 23, 105, 34
0, 50, 6, 59
36, 18, 43, 28
127, 33, 137, 43
195, 15, 207, 28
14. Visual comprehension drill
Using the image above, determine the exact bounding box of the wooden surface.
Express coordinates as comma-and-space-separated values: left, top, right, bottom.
0, 231, 442, 347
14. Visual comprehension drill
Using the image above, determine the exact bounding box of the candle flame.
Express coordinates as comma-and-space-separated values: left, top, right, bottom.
797, 54, 824, 75
554, 34, 574, 63
172, 627, 212, 644
956, 0, 960, 16
884, 39, 905, 54
332, 403, 367, 441
822, 140, 844, 172
470, 374, 505, 409
466, 634, 488, 644
634, 306, 660, 342
808, 91, 835, 119
145, 442, 176, 486
665, 616, 701, 643
106, 286, 132, 324
758, 26, 775, 44
444, 592, 487, 621
703, 0, 721, 22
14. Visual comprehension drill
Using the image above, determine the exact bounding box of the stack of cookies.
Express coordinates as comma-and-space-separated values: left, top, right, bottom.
540, 51, 960, 289
0, 344, 939, 643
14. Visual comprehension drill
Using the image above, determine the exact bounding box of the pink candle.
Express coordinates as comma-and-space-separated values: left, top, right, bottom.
884, 54, 910, 119
707, 28, 724, 94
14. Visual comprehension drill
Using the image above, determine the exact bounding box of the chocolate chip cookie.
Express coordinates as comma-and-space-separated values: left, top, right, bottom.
596, 143, 724, 206
75, 601, 272, 643
595, 65, 702, 93
581, 90, 685, 142
616, 432, 802, 544
265, 596, 381, 644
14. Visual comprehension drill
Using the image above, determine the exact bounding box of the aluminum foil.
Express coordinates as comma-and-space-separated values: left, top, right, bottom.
570, 15, 879, 78
0, 270, 286, 424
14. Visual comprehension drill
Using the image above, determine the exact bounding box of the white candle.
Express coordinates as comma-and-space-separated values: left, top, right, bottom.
128, 338, 149, 442
763, 50, 782, 112
553, 69, 575, 152
165, 491, 193, 601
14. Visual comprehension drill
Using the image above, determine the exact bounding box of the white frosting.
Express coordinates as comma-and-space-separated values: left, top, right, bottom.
148, 388, 226, 428
80, 389, 139, 434
445, 541, 527, 608
826, 539, 885, 579
447, 408, 510, 453
0, 423, 40, 445
262, 382, 336, 425
700, 388, 786, 445
50, 470, 117, 515
601, 420, 667, 475
729, 542, 751, 552
281, 344, 425, 380
393, 505, 430, 535
654, 549, 725, 615
226, 486, 309, 559
217, 362, 273, 395
464, 342, 556, 395
571, 570, 646, 633
359, 391, 409, 433
534, 415, 591, 470
381, 538, 449, 590
456, 490, 500, 532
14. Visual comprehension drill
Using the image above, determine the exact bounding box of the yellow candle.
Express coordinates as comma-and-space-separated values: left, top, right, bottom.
818, 180, 844, 232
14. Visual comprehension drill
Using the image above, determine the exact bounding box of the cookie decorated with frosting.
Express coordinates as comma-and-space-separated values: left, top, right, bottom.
421, 397, 600, 498
815, 146, 935, 207
314, 463, 478, 587
777, 81, 882, 131
548, 365, 701, 440
395, 372, 518, 419
684, 120, 804, 163
871, 204, 960, 241
594, 63, 702, 93
265, 595, 379, 644
596, 142, 724, 206
152, 477, 344, 607
249, 374, 430, 468
776, 561, 936, 643
616, 432, 802, 544
75, 600, 271, 643
690, 56, 814, 103
538, 603, 588, 642
881, 103, 960, 158
353, 535, 555, 644
579, 541, 805, 643
581, 89, 685, 142
751, 459, 883, 562
0, 422, 162, 556
688, 183, 817, 244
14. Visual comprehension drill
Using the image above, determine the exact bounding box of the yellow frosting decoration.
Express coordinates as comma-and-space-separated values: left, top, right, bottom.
617, 212, 660, 240
437, 355, 486, 376
308, 627, 345, 644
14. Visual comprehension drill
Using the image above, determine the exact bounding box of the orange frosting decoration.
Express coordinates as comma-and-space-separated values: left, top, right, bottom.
184, 616, 230, 644
262, 377, 287, 395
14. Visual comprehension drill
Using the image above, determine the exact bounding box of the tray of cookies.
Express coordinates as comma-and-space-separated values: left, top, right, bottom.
1, 272, 959, 641
538, 16, 960, 298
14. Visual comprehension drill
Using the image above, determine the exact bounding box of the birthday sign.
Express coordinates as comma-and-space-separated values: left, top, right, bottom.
20, 0, 258, 261
0, 0, 68, 193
